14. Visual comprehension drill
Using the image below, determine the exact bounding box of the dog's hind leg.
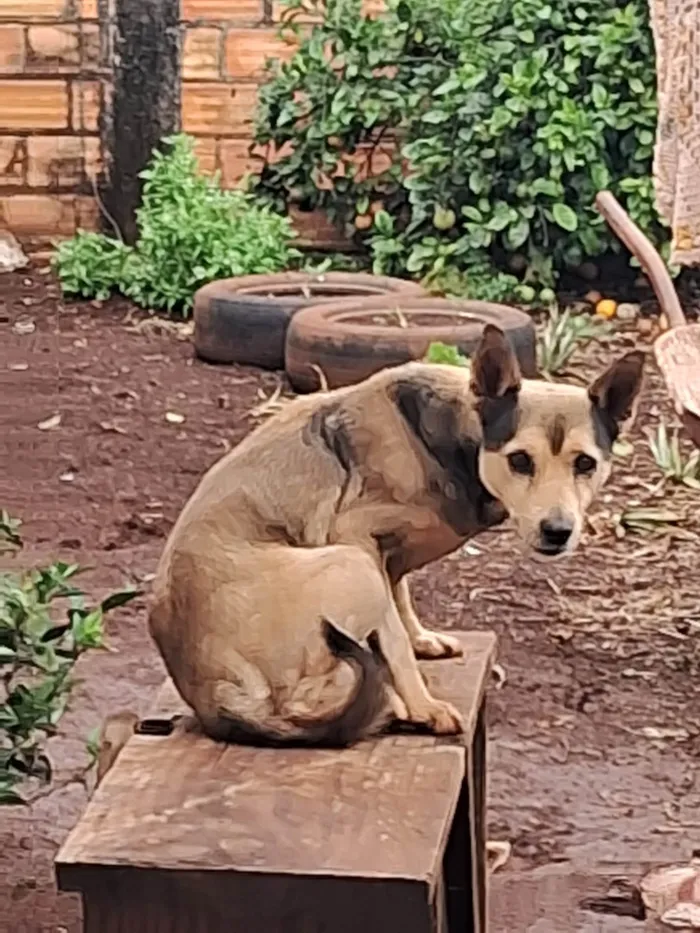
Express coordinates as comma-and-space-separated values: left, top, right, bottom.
392, 577, 463, 660
196, 652, 276, 741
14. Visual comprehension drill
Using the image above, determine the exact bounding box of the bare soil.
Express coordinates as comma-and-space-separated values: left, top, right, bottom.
1, 267, 699, 933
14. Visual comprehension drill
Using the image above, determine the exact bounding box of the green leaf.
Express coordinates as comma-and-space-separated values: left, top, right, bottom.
100, 589, 141, 613
506, 217, 530, 249
424, 342, 470, 367
552, 203, 579, 232
591, 84, 607, 108
373, 210, 393, 236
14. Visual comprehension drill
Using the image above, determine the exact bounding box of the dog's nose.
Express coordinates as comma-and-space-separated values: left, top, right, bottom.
538, 516, 573, 553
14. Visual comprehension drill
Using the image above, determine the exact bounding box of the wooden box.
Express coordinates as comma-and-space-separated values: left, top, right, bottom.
56, 632, 496, 933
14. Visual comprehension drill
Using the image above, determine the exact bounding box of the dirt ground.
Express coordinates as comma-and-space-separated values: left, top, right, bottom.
1, 267, 699, 933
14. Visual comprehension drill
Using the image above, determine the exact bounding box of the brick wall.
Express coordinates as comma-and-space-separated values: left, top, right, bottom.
181, 0, 299, 189
0, 0, 384, 243
0, 0, 104, 241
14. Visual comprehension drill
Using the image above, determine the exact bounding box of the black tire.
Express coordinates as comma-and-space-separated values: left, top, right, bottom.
193, 272, 425, 370
285, 296, 537, 392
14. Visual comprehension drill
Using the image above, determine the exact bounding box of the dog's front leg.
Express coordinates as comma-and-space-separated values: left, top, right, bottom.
379, 601, 463, 735
393, 577, 463, 660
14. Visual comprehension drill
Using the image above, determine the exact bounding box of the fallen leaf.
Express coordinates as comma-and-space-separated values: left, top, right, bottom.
662, 902, 700, 928
249, 383, 286, 420
59, 471, 75, 483
581, 878, 645, 920
487, 840, 512, 874
99, 421, 127, 435
492, 663, 507, 690
113, 388, 139, 402
165, 411, 185, 424
12, 318, 35, 335
8, 362, 28, 371
613, 438, 635, 458
640, 726, 689, 741
37, 413, 61, 431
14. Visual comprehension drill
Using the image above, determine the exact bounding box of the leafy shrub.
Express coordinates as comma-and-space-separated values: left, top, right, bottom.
253, 0, 664, 297
0, 515, 138, 804
53, 232, 136, 303
54, 134, 300, 315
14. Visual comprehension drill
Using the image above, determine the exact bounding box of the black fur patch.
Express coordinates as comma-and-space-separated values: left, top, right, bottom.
590, 401, 618, 455
305, 403, 356, 474
478, 390, 519, 451
393, 380, 507, 536
373, 531, 406, 581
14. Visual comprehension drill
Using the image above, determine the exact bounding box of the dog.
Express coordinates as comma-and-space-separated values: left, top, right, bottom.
149, 325, 644, 747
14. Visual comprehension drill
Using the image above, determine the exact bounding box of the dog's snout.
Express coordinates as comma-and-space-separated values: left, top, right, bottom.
538, 516, 574, 554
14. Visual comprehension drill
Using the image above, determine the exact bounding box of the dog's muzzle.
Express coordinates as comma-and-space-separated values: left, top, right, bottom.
536, 515, 574, 556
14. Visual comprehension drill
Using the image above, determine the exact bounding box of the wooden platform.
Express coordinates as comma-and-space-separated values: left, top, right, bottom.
56, 631, 496, 933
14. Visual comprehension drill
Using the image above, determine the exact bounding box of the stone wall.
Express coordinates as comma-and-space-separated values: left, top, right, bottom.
0, 0, 383, 244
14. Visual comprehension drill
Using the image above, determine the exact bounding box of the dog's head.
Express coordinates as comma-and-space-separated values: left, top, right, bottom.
472, 325, 644, 559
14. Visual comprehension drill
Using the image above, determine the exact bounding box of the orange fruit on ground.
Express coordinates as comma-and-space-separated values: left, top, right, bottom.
595, 298, 617, 320
354, 213, 373, 231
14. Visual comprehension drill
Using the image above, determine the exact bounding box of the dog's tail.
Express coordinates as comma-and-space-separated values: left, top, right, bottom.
214, 619, 390, 748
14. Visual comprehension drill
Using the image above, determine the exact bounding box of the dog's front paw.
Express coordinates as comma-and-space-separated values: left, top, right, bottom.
420, 700, 464, 735
413, 630, 463, 660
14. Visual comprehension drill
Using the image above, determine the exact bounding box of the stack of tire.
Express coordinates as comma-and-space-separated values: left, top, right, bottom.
193, 272, 537, 392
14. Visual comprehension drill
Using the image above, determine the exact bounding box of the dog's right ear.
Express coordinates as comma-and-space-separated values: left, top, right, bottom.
470, 325, 521, 450
470, 325, 522, 399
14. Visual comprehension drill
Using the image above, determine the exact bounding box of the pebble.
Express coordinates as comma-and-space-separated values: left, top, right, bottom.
616, 302, 639, 322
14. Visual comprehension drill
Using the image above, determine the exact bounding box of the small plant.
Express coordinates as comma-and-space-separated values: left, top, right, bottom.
613, 505, 687, 538
54, 134, 300, 316
538, 306, 612, 376
647, 421, 700, 488
424, 341, 471, 370
0, 518, 139, 804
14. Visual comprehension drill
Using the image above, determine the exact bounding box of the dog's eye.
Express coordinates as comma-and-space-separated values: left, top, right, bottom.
574, 454, 597, 476
507, 451, 535, 476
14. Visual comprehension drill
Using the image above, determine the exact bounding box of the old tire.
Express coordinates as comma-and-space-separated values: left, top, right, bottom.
285, 296, 537, 392
193, 272, 425, 370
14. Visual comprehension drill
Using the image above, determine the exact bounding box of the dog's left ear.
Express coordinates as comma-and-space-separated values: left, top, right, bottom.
588, 350, 645, 426
470, 325, 522, 399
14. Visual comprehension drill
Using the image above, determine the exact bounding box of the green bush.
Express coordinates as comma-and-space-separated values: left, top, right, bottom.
253, 0, 664, 297
0, 513, 138, 804
54, 134, 300, 315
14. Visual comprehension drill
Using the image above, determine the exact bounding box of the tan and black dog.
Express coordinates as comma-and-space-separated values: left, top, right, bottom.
149, 326, 644, 746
